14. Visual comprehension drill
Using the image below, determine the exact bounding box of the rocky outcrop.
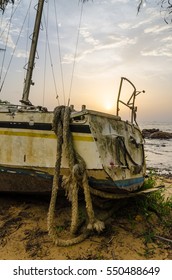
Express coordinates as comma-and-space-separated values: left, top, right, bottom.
142, 129, 159, 138
142, 129, 172, 139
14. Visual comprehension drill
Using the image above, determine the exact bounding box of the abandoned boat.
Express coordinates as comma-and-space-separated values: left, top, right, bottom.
0, 0, 146, 195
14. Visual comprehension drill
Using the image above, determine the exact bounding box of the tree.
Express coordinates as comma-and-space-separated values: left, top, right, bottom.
138, 0, 172, 24
1, 0, 172, 24
83, 0, 172, 24
0, 0, 14, 13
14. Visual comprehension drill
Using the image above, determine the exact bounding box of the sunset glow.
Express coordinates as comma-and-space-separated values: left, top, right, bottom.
0, 0, 171, 122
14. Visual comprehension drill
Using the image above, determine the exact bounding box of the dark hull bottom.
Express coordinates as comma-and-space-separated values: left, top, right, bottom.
0, 166, 144, 194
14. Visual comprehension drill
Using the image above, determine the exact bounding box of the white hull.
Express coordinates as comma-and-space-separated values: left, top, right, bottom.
0, 106, 146, 193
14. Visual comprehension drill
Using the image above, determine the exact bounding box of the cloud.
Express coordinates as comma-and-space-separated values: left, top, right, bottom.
15, 49, 28, 58
141, 47, 172, 57
110, 0, 129, 3
0, 19, 23, 51
162, 36, 172, 42
62, 34, 137, 64
118, 22, 131, 29
144, 25, 169, 34
79, 27, 100, 46
131, 18, 154, 29
0, 30, 15, 49
5, 36, 15, 49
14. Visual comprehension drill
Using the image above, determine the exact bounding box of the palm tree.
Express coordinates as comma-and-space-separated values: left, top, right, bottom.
0, 1, 14, 13
138, 0, 172, 23
82, 0, 172, 24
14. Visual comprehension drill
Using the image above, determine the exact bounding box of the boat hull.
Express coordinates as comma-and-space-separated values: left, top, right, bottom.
0, 108, 146, 194
0, 165, 144, 194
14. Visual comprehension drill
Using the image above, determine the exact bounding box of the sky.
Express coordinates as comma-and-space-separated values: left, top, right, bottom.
0, 0, 172, 122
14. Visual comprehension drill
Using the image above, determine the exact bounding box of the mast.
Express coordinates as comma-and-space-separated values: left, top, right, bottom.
21, 0, 45, 105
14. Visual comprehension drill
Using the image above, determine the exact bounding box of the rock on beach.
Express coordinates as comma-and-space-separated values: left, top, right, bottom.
142, 129, 172, 139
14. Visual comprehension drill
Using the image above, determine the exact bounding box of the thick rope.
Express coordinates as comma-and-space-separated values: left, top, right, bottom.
47, 106, 104, 246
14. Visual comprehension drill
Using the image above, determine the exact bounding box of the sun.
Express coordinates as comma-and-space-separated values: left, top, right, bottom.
104, 101, 114, 112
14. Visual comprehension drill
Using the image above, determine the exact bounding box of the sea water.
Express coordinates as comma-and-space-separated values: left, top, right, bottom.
140, 122, 172, 175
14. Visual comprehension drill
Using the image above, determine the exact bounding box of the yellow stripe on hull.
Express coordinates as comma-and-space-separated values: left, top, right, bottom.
0, 130, 94, 142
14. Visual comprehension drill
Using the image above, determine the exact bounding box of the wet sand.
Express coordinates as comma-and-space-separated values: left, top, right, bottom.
0, 176, 171, 260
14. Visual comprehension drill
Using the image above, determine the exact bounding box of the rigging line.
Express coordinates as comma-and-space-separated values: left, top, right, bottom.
0, 0, 22, 39
42, 0, 49, 107
67, 1, 84, 106
43, 11, 60, 106
0, 0, 33, 94
54, 0, 65, 105
0, 4, 13, 86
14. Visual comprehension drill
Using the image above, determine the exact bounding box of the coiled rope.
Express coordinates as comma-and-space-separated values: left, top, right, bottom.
47, 106, 105, 246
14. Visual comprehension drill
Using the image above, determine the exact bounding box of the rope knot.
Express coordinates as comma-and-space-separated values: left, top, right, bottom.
72, 163, 85, 181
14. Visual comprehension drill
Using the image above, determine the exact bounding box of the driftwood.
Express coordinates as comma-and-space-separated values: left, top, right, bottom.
154, 235, 172, 244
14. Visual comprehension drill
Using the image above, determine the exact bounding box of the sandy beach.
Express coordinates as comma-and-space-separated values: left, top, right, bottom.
0, 175, 171, 260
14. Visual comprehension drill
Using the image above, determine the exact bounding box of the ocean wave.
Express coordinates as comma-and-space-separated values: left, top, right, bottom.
141, 122, 172, 173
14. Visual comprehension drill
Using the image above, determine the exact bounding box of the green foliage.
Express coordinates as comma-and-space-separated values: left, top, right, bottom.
119, 174, 172, 228
134, 189, 172, 220
149, 190, 172, 215
142, 170, 156, 190
55, 225, 66, 233
142, 230, 155, 244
